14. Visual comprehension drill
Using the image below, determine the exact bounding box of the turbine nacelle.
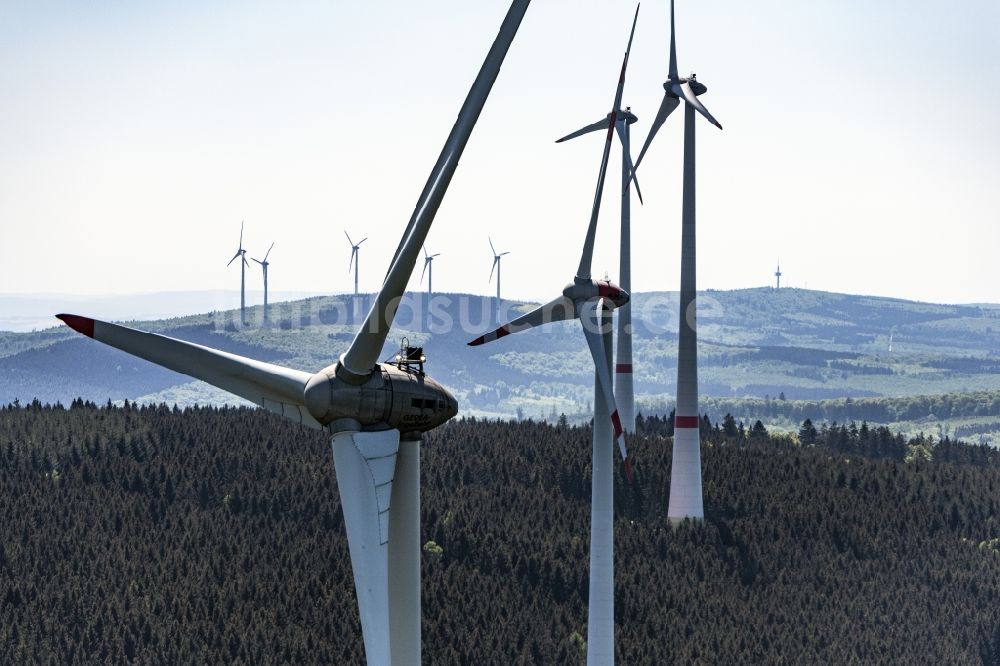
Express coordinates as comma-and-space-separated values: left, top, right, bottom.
663, 75, 707, 97
565, 278, 629, 310
303, 361, 457, 432
608, 108, 638, 125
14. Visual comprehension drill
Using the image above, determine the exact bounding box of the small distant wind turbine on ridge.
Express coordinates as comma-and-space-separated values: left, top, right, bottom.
421, 246, 441, 331
470, 6, 639, 661
632, 0, 723, 524
251, 242, 274, 324
346, 231, 367, 297
488, 237, 509, 322
227, 221, 250, 326
421, 246, 440, 296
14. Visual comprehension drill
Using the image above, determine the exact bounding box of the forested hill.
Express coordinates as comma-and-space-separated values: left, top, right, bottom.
1, 288, 998, 435
3, 403, 1000, 663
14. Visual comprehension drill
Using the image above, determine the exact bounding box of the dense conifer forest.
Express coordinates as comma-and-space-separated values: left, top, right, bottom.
3, 402, 1000, 664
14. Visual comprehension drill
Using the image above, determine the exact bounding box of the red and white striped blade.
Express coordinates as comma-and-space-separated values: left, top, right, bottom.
577, 300, 632, 482
468, 295, 575, 346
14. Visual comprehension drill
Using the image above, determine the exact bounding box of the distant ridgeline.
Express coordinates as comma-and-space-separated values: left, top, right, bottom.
1, 288, 998, 442
3, 403, 1000, 663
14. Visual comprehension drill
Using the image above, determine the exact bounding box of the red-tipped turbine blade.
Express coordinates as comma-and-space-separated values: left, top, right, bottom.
56, 314, 94, 338
577, 300, 631, 481
468, 295, 575, 346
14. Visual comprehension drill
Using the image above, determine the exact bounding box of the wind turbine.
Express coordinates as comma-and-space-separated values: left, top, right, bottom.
488, 237, 509, 323
556, 107, 643, 435
774, 261, 782, 289
421, 246, 440, 332
345, 231, 367, 297
469, 7, 638, 662
632, 0, 723, 524
227, 221, 250, 326
420, 246, 440, 296
55, 1, 533, 662
251, 242, 274, 325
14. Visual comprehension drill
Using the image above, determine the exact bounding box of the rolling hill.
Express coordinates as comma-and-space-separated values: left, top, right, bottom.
1, 287, 998, 442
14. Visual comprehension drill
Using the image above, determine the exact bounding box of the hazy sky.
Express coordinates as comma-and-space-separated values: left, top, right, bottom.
2, 0, 998, 305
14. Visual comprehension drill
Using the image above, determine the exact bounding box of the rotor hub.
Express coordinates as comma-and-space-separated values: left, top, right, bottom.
664, 76, 708, 96
609, 109, 639, 125
564, 279, 629, 309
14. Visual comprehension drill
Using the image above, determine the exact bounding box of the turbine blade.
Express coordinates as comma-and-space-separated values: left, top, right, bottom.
239, 220, 244, 249
489, 257, 498, 282
576, 4, 640, 281
263, 242, 274, 262
227, 250, 241, 266
577, 301, 632, 480
468, 295, 575, 346
251, 257, 263, 265
340, 0, 532, 377
674, 80, 722, 129
420, 258, 429, 284
632, 92, 679, 175
345, 230, 354, 247
348, 248, 356, 274
243, 256, 249, 268
555, 118, 608, 144
489, 237, 496, 256
615, 121, 644, 205
55, 314, 321, 429
359, 237, 368, 245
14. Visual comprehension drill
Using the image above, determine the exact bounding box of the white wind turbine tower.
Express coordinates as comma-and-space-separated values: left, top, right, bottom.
632, 0, 722, 523
488, 237, 509, 322
252, 242, 274, 325
556, 102, 643, 435
227, 221, 250, 326
56, 1, 533, 662
470, 7, 638, 662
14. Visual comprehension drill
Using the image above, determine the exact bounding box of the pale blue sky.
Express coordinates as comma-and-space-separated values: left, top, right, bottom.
2, 0, 998, 304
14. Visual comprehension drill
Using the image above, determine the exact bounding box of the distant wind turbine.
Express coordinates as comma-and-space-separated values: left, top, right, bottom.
633, 0, 723, 524
346, 231, 367, 297
252, 242, 274, 324
227, 221, 250, 326
775, 261, 782, 290
489, 237, 509, 322
420, 246, 440, 296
